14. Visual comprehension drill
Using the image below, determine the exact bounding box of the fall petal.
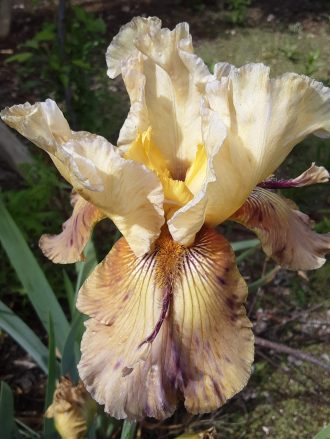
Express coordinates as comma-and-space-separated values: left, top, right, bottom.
204, 63, 330, 224
231, 187, 330, 270
39, 193, 104, 264
77, 227, 253, 420
77, 235, 178, 420
259, 162, 329, 189
107, 17, 210, 177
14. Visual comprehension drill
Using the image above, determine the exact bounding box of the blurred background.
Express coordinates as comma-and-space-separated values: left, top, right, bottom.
0, 1, 330, 438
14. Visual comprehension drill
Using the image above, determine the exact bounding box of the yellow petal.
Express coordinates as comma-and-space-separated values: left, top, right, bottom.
107, 17, 210, 178
231, 187, 330, 270
39, 193, 104, 264
204, 63, 330, 224
185, 143, 207, 194
1, 101, 165, 257
77, 227, 253, 420
168, 105, 227, 246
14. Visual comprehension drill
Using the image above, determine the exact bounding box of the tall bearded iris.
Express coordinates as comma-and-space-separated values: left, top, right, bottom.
2, 17, 330, 420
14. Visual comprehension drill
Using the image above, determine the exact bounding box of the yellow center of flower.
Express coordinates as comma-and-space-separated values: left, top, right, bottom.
125, 128, 207, 217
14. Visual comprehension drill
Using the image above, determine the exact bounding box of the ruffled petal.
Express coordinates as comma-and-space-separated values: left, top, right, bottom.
0, 99, 71, 154
231, 187, 330, 270
77, 227, 253, 420
107, 17, 210, 178
39, 193, 104, 264
1, 100, 165, 256
259, 162, 329, 189
204, 63, 330, 224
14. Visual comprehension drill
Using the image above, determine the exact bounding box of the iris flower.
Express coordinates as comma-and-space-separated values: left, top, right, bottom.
1, 17, 330, 420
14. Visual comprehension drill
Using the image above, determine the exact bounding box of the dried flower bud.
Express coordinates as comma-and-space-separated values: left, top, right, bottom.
45, 377, 96, 439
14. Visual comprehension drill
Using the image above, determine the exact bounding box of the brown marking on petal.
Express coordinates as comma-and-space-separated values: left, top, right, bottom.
122, 367, 133, 377
212, 379, 225, 405
217, 276, 227, 286
226, 297, 236, 311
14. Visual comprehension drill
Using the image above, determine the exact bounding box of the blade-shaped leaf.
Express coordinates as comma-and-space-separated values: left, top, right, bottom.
0, 300, 48, 373
231, 238, 260, 252
75, 240, 98, 296
44, 315, 59, 436
0, 197, 70, 352
0, 381, 16, 439
120, 421, 137, 439
313, 424, 330, 439
61, 311, 84, 384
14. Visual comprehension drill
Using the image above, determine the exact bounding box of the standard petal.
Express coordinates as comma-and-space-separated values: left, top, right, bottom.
204, 63, 330, 224
77, 227, 253, 420
168, 104, 227, 246
39, 193, 104, 264
107, 17, 210, 178
231, 187, 330, 270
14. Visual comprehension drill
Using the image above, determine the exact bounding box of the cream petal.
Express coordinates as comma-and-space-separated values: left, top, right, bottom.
231, 187, 330, 270
39, 193, 104, 264
0, 99, 71, 155
168, 104, 227, 246
204, 63, 330, 224
77, 227, 253, 420
1, 100, 164, 256
107, 17, 210, 177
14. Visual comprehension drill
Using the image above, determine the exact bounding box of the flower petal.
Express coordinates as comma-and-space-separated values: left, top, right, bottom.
259, 162, 329, 189
39, 193, 104, 264
204, 63, 330, 224
231, 187, 330, 270
168, 104, 227, 246
77, 227, 253, 420
1, 100, 165, 256
0, 99, 71, 154
107, 17, 210, 177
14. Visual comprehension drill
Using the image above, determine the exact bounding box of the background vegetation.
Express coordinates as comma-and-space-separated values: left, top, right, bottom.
0, 0, 329, 438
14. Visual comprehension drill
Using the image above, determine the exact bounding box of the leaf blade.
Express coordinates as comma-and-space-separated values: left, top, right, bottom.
0, 198, 70, 352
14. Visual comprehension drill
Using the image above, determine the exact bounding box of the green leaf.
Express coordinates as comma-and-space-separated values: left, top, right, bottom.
313, 424, 330, 439
231, 238, 260, 252
61, 312, 84, 384
75, 240, 98, 296
63, 270, 75, 319
0, 300, 48, 373
44, 315, 59, 436
248, 267, 280, 292
120, 421, 137, 439
5, 52, 33, 63
0, 197, 70, 353
0, 381, 16, 439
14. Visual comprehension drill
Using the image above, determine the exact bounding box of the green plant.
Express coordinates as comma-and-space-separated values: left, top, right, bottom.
226, 0, 251, 25
6, 5, 126, 141
304, 49, 320, 76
